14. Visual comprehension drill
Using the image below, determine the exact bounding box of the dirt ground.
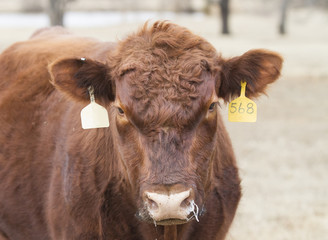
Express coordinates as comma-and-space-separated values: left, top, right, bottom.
0, 7, 327, 240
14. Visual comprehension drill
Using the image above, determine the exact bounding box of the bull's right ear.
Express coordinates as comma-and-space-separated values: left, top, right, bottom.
49, 58, 115, 104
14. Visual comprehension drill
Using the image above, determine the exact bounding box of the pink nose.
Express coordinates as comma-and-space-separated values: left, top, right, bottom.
144, 188, 199, 225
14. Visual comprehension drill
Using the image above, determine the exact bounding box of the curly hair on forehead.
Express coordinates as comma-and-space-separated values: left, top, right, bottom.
141, 21, 212, 57
110, 21, 220, 76
110, 21, 220, 129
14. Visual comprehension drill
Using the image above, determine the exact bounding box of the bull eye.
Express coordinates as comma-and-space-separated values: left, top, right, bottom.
208, 102, 217, 112
117, 107, 125, 116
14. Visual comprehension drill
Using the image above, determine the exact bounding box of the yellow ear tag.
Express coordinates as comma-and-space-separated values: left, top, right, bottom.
228, 81, 257, 122
80, 86, 109, 129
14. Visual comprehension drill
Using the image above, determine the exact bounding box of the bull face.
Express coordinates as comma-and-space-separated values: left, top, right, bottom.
49, 22, 282, 226
114, 65, 219, 225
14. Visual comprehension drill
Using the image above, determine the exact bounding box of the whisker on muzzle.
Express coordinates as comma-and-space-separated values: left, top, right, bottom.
187, 200, 200, 222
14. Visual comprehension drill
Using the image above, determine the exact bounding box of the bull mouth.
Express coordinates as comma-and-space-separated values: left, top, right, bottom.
155, 218, 189, 226
136, 208, 201, 226
137, 198, 202, 226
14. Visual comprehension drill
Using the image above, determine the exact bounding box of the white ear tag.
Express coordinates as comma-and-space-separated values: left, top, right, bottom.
80, 86, 109, 129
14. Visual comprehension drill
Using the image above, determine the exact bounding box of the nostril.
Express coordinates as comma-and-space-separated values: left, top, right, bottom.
180, 197, 192, 209
146, 198, 159, 210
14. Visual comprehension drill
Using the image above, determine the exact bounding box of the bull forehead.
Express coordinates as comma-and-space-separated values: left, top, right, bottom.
117, 63, 215, 131
131, 62, 207, 101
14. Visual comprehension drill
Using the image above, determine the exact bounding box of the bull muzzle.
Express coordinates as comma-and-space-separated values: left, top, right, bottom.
142, 187, 200, 226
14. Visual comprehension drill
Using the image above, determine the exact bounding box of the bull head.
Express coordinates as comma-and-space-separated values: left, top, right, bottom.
49, 22, 282, 226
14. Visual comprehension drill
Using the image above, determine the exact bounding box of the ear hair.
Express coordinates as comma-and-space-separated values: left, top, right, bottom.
218, 49, 283, 102
49, 58, 115, 104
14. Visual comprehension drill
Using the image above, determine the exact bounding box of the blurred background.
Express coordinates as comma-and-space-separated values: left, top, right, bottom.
0, 0, 327, 239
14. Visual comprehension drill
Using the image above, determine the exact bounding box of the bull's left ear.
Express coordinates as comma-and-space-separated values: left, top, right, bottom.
218, 49, 283, 102
49, 58, 115, 104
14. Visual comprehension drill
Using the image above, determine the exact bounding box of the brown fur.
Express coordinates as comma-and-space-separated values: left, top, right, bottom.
0, 22, 282, 239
